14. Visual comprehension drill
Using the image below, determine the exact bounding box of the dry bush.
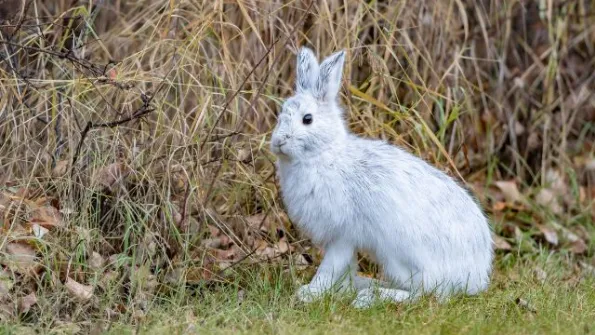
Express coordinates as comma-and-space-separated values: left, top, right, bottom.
0, 0, 593, 325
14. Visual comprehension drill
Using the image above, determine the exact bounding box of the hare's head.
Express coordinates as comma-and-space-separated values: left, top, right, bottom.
270, 47, 348, 160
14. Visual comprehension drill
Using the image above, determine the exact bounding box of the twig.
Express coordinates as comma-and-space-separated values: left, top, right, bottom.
70, 95, 154, 172
200, 1, 314, 206
198, 1, 314, 152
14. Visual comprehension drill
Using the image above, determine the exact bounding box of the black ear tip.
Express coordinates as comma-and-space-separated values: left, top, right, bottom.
331, 50, 346, 62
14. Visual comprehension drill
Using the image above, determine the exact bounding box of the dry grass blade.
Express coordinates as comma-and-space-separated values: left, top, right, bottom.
0, 0, 593, 329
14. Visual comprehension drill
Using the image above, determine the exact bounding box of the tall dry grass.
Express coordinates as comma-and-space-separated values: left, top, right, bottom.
0, 0, 593, 324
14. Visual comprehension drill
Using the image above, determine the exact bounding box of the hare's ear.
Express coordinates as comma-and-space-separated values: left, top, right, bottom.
296, 47, 319, 94
315, 50, 345, 102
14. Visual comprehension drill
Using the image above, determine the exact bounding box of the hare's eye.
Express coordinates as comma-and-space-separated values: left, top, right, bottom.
302, 114, 313, 125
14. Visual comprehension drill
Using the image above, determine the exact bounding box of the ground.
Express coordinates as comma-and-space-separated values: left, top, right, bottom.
3, 253, 594, 335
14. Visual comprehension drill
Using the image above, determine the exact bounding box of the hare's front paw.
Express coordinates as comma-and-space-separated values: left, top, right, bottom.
296, 284, 326, 303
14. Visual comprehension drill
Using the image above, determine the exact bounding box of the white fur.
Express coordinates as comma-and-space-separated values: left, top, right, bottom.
270, 47, 493, 308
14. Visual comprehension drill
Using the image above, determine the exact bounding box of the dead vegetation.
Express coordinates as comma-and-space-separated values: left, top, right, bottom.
0, 0, 593, 329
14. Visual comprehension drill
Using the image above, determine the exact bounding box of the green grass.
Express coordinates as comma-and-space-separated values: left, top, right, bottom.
5, 253, 593, 335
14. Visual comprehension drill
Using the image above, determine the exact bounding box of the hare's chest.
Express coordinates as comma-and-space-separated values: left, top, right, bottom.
277, 164, 348, 243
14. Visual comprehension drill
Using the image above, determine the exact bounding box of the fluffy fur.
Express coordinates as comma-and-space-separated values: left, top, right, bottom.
270, 47, 493, 308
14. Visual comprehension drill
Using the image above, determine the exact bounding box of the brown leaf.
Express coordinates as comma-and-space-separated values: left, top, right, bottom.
492, 201, 507, 212
65, 278, 94, 301
549, 221, 581, 243
537, 224, 559, 246
275, 239, 290, 254
245, 213, 267, 230
18, 293, 37, 314
535, 189, 563, 214
201, 238, 222, 249
29, 205, 63, 228
569, 239, 588, 254
492, 234, 512, 251
212, 247, 238, 261
494, 180, 524, 203
207, 224, 220, 237
3, 243, 39, 275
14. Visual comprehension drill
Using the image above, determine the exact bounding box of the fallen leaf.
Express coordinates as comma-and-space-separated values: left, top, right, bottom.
494, 180, 524, 203
245, 213, 266, 229
18, 293, 37, 314
32, 224, 49, 239
207, 224, 220, 237
275, 239, 290, 254
535, 189, 563, 214
569, 239, 588, 254
492, 201, 507, 212
537, 224, 559, 246
29, 205, 63, 228
549, 221, 581, 242
255, 247, 277, 260
3, 243, 39, 275
492, 234, 512, 251
65, 278, 94, 301
212, 247, 237, 260
201, 238, 222, 249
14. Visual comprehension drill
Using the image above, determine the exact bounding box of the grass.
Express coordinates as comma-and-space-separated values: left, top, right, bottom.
0, 0, 594, 333
3, 253, 595, 334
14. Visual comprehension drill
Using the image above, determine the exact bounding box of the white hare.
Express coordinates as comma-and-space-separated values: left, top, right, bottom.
270, 47, 493, 308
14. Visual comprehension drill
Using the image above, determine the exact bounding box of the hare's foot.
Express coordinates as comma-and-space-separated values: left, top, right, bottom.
351, 287, 411, 309
296, 284, 328, 303
352, 275, 391, 290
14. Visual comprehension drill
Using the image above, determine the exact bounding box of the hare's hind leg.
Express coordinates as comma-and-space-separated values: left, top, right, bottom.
352, 275, 391, 290
351, 287, 413, 309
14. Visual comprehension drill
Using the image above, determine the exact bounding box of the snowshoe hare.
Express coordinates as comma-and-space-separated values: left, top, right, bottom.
270, 47, 493, 308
